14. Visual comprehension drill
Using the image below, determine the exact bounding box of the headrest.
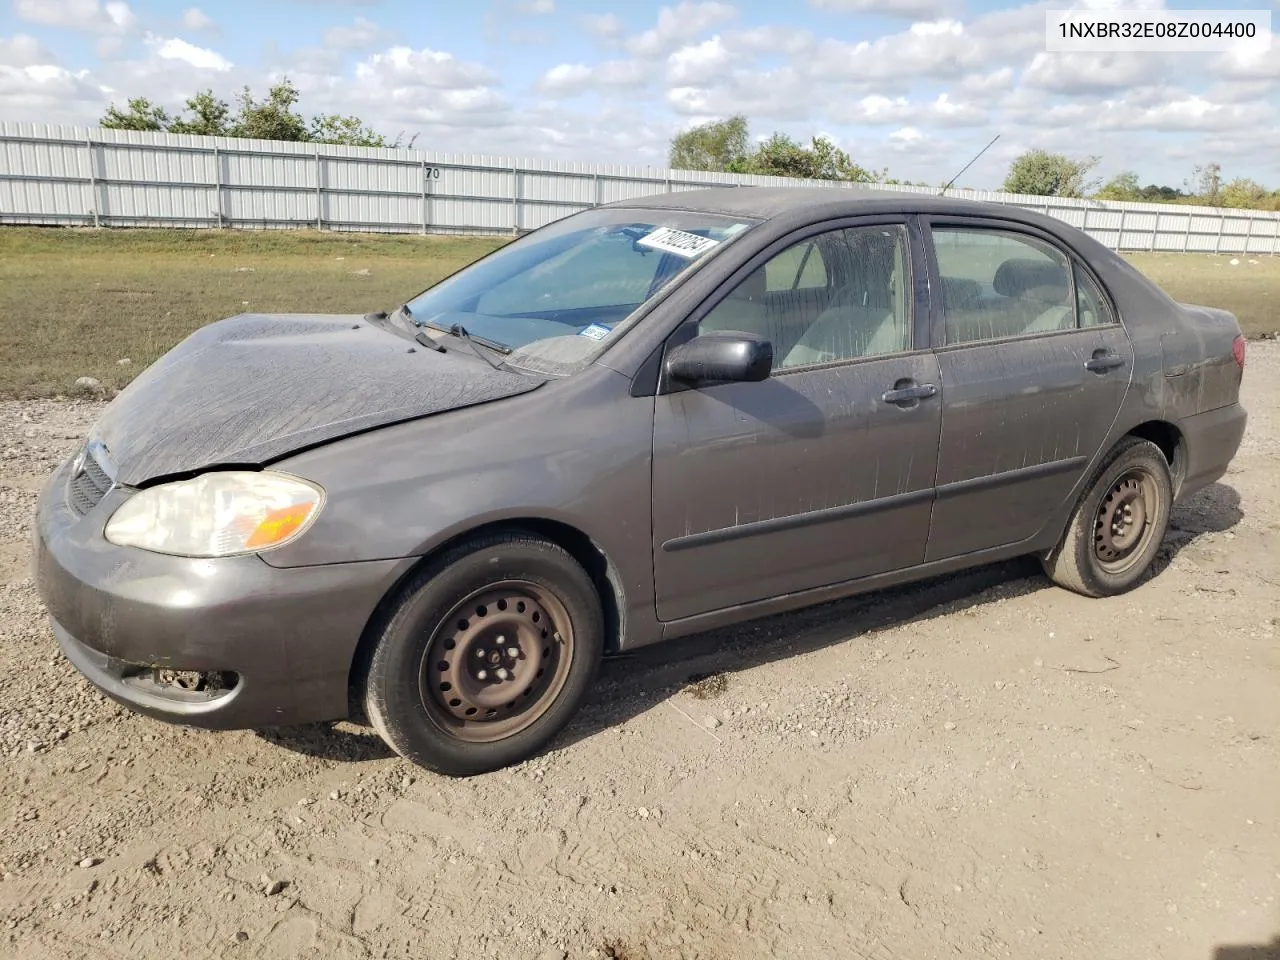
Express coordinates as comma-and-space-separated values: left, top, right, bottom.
993, 258, 1069, 303
941, 276, 981, 310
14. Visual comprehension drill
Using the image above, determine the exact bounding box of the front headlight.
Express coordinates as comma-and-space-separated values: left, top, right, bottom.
104, 471, 325, 557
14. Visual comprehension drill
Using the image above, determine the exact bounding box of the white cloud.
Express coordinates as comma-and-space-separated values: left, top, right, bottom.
323, 17, 389, 49
583, 13, 625, 40
667, 36, 731, 86
146, 36, 233, 72
833, 91, 986, 126
625, 2, 738, 59
515, 0, 555, 13
1022, 52, 1172, 94
354, 47, 497, 89
13, 0, 137, 34
181, 8, 215, 32
0, 34, 56, 67
536, 60, 647, 96
0, 63, 105, 120
809, 0, 959, 19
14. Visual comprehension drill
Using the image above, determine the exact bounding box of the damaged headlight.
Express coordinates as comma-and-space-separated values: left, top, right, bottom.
104, 471, 324, 557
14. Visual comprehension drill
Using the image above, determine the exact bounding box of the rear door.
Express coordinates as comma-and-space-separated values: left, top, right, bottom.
922, 219, 1134, 561
650, 218, 943, 622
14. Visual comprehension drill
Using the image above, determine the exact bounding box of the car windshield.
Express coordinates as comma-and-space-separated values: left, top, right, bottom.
403, 208, 759, 376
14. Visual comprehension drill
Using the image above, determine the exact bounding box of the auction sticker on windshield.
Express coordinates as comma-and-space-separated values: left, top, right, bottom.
637, 227, 720, 258
577, 323, 611, 341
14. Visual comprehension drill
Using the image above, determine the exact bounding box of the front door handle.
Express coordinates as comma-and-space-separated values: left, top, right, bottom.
1085, 350, 1125, 373
882, 381, 938, 406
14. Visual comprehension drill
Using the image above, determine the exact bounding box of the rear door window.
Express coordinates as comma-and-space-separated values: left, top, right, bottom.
931, 228, 1075, 345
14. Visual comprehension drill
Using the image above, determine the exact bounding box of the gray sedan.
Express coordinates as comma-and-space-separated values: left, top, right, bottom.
32, 187, 1248, 775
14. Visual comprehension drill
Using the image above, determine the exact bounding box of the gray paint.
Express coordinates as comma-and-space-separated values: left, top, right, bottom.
93, 312, 543, 486
33, 187, 1248, 733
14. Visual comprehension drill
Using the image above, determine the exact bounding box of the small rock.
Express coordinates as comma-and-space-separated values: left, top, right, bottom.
78, 857, 102, 869
351, 268, 371, 277
944, 721, 957, 731
400, 775, 414, 789
1229, 258, 1240, 266
827, 835, 836, 845
1033, 658, 1045, 668
637, 807, 650, 819
705, 716, 721, 730
328, 790, 342, 801
994, 680, 1006, 690
234, 931, 249, 943
74, 377, 101, 392
264, 879, 287, 897
116, 358, 132, 366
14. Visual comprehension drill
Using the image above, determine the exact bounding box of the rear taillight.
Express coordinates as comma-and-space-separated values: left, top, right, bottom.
1232, 334, 1246, 369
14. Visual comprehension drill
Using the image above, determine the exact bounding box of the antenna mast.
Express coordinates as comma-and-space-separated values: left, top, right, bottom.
939, 134, 1000, 197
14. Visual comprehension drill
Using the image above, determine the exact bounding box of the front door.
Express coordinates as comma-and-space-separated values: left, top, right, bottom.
651, 220, 943, 623
922, 221, 1135, 561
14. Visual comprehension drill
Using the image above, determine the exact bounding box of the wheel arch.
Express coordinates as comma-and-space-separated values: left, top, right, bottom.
1125, 419, 1186, 497
346, 518, 624, 717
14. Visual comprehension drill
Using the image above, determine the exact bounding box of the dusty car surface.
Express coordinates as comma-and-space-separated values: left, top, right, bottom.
32, 187, 1248, 775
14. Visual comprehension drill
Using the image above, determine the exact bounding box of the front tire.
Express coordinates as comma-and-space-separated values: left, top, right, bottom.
1041, 437, 1173, 598
363, 532, 604, 776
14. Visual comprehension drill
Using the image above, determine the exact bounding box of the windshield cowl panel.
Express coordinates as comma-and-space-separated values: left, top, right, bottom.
403, 209, 758, 378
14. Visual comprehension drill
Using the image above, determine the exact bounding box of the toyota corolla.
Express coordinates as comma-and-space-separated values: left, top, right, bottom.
33, 187, 1248, 775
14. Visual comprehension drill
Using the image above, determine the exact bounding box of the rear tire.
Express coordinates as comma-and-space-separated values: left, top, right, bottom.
363, 531, 604, 776
1041, 437, 1172, 598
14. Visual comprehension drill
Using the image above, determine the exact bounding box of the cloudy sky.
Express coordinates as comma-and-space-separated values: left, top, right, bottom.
0, 0, 1277, 189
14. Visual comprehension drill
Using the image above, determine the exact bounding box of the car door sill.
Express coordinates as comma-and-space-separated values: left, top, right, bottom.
660, 487, 934, 553
660, 538, 1043, 642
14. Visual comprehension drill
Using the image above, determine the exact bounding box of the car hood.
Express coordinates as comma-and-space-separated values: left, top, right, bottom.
90, 312, 544, 486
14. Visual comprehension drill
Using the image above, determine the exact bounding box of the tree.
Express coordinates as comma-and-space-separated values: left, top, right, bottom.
100, 97, 171, 132
738, 132, 876, 182
1003, 149, 1100, 198
669, 115, 750, 172
1221, 177, 1268, 209
1094, 171, 1141, 201
309, 114, 418, 148
167, 90, 231, 137
229, 79, 310, 142
1186, 162, 1223, 205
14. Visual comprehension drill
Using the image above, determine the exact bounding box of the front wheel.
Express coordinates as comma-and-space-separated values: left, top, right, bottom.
1041, 437, 1173, 598
363, 532, 604, 776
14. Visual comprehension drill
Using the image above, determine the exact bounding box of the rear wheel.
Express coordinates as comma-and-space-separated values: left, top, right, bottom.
363, 532, 604, 775
1041, 437, 1172, 598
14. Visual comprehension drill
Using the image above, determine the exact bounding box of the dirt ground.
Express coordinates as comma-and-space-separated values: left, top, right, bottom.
2, 345, 1277, 960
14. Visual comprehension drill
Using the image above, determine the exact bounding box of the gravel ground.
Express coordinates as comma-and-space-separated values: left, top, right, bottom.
2, 345, 1278, 960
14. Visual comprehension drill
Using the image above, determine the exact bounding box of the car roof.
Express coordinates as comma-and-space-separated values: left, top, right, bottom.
604, 185, 1069, 234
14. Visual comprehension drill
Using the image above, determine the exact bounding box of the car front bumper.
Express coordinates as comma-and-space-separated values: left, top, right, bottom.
32, 458, 413, 730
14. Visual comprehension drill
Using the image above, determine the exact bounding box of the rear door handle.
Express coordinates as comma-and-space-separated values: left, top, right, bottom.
1085, 351, 1125, 373
882, 382, 938, 405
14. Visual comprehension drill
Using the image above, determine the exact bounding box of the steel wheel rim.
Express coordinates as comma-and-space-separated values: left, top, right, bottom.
1093, 467, 1159, 574
419, 580, 573, 743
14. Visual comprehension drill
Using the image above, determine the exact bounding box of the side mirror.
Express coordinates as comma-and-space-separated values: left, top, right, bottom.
666, 330, 773, 386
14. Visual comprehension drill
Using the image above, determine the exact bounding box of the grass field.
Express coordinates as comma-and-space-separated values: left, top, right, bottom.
0, 227, 1275, 398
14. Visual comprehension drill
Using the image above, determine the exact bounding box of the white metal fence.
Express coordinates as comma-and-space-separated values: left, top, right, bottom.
2, 121, 1278, 255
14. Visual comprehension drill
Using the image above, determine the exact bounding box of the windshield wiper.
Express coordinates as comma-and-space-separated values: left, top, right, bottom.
448, 323, 509, 371
380, 302, 445, 352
